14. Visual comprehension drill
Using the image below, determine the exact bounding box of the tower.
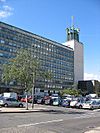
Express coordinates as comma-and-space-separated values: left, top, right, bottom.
63, 18, 84, 83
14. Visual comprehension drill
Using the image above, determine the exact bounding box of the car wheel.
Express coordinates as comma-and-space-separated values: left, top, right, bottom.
79, 105, 82, 109
19, 104, 23, 108
90, 106, 94, 110
4, 103, 8, 107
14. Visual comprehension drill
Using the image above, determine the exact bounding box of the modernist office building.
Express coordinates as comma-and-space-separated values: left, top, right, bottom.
0, 21, 83, 93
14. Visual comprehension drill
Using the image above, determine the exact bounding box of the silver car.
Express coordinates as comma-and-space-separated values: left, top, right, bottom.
75, 100, 85, 109
0, 97, 23, 107
83, 99, 100, 110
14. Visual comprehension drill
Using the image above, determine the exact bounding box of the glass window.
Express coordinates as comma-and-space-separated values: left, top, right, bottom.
1, 40, 5, 43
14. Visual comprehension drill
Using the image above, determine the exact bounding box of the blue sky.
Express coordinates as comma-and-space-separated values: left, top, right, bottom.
0, 0, 100, 81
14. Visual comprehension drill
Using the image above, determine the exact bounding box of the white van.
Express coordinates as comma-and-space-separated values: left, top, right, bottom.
3, 92, 17, 100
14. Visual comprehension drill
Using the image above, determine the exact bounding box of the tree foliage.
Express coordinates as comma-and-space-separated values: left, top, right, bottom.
2, 49, 53, 92
60, 88, 80, 96
2, 49, 40, 91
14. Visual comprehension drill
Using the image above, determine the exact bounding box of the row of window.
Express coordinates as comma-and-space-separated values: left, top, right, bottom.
0, 52, 14, 58
0, 38, 73, 57
0, 23, 74, 88
1, 26, 73, 54
0, 39, 73, 68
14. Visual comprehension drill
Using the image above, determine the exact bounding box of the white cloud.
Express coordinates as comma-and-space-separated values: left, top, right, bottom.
0, 5, 13, 18
84, 73, 100, 81
3, 5, 13, 11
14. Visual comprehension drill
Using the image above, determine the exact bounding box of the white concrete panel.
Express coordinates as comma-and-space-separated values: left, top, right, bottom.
64, 40, 84, 83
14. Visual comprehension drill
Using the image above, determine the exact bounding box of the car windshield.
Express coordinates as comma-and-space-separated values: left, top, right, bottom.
53, 98, 58, 102
0, 96, 3, 100
86, 100, 93, 104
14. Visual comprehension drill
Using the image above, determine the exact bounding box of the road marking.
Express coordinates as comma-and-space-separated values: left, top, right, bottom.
75, 115, 91, 119
74, 112, 99, 119
17, 119, 63, 128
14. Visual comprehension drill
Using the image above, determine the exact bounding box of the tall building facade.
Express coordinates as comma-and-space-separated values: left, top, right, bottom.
0, 22, 74, 93
63, 25, 84, 83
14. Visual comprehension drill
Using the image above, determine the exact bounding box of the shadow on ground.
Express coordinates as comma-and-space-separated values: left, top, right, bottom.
40, 109, 86, 115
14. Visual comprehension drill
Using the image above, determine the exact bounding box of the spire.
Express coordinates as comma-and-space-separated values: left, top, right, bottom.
66, 17, 80, 42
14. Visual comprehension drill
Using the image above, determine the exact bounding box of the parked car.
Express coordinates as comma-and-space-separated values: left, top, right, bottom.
62, 94, 73, 101
44, 95, 51, 105
70, 99, 78, 108
83, 99, 100, 110
20, 95, 32, 103
44, 98, 51, 105
75, 100, 85, 109
0, 97, 24, 107
36, 96, 44, 104
61, 99, 70, 107
52, 97, 61, 106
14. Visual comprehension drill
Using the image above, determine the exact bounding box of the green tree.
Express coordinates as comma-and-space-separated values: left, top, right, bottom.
3, 49, 39, 89
2, 49, 52, 109
60, 88, 80, 96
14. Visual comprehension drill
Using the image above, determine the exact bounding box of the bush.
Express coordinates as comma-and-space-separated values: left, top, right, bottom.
60, 88, 80, 96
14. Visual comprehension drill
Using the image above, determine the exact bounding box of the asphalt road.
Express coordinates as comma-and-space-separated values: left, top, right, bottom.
0, 105, 100, 133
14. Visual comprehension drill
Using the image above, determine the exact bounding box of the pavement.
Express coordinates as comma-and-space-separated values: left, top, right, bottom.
84, 127, 100, 133
0, 104, 49, 113
0, 104, 100, 133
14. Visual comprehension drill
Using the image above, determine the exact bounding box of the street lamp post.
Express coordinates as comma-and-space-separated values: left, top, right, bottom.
25, 90, 28, 110
26, 93, 28, 110
32, 86, 34, 109
32, 72, 35, 109
32, 70, 36, 109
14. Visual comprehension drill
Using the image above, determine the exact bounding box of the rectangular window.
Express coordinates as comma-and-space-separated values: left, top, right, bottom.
1, 40, 5, 43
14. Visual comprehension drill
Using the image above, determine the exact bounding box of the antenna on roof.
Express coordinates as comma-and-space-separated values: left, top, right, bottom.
71, 16, 74, 27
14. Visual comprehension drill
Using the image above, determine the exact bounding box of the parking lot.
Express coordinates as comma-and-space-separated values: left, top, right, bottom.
0, 93, 100, 110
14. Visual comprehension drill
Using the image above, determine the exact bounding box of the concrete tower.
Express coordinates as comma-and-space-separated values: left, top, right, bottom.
64, 18, 84, 83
